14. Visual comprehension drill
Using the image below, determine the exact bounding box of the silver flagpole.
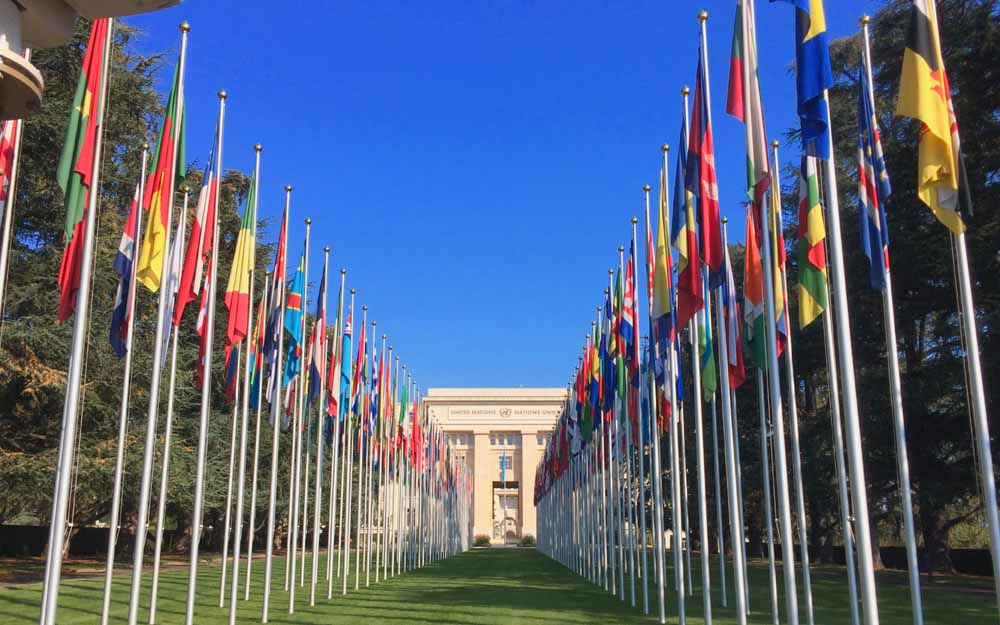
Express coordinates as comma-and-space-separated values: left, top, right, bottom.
771, 141, 815, 625
0, 58, 29, 329
127, 23, 188, 625
149, 185, 189, 624
376, 349, 395, 581
299, 353, 312, 587
681, 395, 695, 597
184, 88, 226, 625
617, 247, 637, 609
757, 369, 780, 625
669, 327, 685, 625
716, 221, 748, 625
326, 269, 347, 597
354, 321, 368, 590
731, 385, 750, 612
288, 217, 311, 612
245, 270, 272, 601
630, 218, 650, 615
392, 369, 406, 578
346, 306, 368, 594
261, 185, 291, 623
309, 247, 330, 606
710, 397, 724, 605
100, 143, 149, 625
689, 314, 712, 621
821, 305, 860, 625
338, 290, 356, 582
40, 21, 115, 625
219, 348, 243, 607
646, 173, 667, 624
860, 16, 923, 624
372, 339, 388, 583
228, 143, 262, 624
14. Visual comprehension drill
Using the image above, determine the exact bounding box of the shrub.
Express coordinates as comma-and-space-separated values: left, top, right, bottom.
473, 534, 491, 547
519, 534, 536, 547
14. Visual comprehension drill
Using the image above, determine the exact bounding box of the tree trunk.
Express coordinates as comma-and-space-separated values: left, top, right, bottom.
919, 503, 955, 577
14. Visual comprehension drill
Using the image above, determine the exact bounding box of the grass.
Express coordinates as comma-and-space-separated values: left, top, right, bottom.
0, 548, 994, 624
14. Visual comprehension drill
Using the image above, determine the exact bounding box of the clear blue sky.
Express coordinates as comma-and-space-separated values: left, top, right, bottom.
125, 0, 878, 389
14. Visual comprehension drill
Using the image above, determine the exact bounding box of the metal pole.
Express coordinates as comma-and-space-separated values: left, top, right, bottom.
261, 186, 291, 623
757, 369, 780, 625
288, 218, 311, 612
630, 218, 650, 614
690, 314, 713, 622
326, 270, 347, 597
245, 271, 272, 601
218, 349, 242, 607
100, 144, 149, 625
309, 248, 330, 605
184, 87, 226, 625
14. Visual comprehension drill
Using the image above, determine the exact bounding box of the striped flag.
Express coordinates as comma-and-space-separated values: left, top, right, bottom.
671, 114, 702, 328
798, 155, 828, 328
723, 245, 746, 389
172, 138, 217, 326
56, 18, 111, 322
307, 263, 327, 404
776, 0, 833, 159
224, 172, 257, 345
195, 269, 211, 387
697, 271, 717, 401
727, 0, 771, 209
686, 52, 724, 288
110, 185, 140, 358
743, 204, 766, 367
283, 251, 306, 388
248, 281, 269, 411
652, 164, 673, 361
859, 55, 892, 290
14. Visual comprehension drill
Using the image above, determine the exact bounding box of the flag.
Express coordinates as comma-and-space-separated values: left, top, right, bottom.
283, 251, 306, 387
897, 0, 970, 234
308, 264, 327, 404
652, 165, 674, 365
173, 138, 218, 326
727, 0, 771, 209
224, 344, 240, 404
698, 271, 717, 401
776, 0, 833, 159
56, 18, 111, 322
249, 282, 269, 411
338, 314, 353, 423
110, 184, 140, 357
602, 288, 616, 417
686, 52, 724, 288
136, 58, 186, 291
743, 204, 766, 367
158, 190, 188, 365
622, 240, 639, 382
224, 173, 257, 345
798, 155, 828, 328
195, 269, 211, 387
770, 175, 789, 353
723, 245, 746, 389
859, 57, 893, 290
263, 209, 288, 405
672, 114, 702, 328
0, 120, 20, 225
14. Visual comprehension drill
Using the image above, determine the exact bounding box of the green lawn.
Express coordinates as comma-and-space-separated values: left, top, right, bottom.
0, 549, 993, 624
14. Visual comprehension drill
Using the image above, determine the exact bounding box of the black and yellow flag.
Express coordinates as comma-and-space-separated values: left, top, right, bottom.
896, 0, 971, 234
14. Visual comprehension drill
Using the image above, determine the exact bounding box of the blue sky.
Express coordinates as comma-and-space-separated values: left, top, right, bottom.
124, 0, 879, 389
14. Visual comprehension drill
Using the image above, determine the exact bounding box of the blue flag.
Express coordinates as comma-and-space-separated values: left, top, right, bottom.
775, 0, 833, 158
857, 56, 892, 290
283, 251, 306, 387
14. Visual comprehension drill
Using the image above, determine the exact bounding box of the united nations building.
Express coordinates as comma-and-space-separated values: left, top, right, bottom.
424, 388, 565, 544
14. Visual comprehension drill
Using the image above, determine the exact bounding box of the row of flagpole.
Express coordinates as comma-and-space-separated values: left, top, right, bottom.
13, 18, 474, 625
535, 3, 996, 625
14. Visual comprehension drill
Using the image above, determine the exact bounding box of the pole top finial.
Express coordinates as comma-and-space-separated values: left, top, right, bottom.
284, 184, 292, 192
618, 245, 624, 253
643, 184, 651, 192
180, 21, 191, 32
218, 89, 227, 100
254, 143, 263, 153
661, 143, 669, 153
631, 216, 638, 224
722, 217, 728, 224
362, 305, 367, 311
141, 142, 149, 150
682, 86, 690, 96
597, 306, 601, 313
608, 269, 613, 276
351, 288, 356, 294
305, 218, 311, 225
324, 245, 330, 252
372, 320, 377, 327
698, 10, 708, 22
860, 14, 871, 25
382, 334, 387, 340
396, 355, 400, 361
771, 139, 780, 148
181, 184, 189, 193
341, 268, 347, 275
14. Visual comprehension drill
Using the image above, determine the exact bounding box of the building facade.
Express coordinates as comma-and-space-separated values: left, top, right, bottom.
423, 388, 565, 544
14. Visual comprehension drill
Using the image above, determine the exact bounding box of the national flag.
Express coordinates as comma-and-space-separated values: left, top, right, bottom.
173, 138, 218, 326
743, 204, 766, 367
224, 344, 240, 404
798, 155, 828, 328
727, 0, 771, 209
622, 240, 639, 381
698, 270, 717, 401
859, 55, 893, 289
896, 0, 970, 234
686, 52, 724, 288
602, 288, 616, 417
224, 172, 257, 345
110, 184, 140, 358
723, 245, 746, 389
249, 281, 269, 411
350, 320, 366, 417
263, 209, 288, 405
587, 337, 600, 443
338, 314, 353, 423
776, 0, 833, 158
195, 269, 211, 387
283, 251, 306, 387
652, 164, 674, 359
0, 119, 21, 223
671, 114, 702, 327
307, 263, 327, 404
56, 18, 111, 322
160, 190, 187, 365
136, 57, 186, 291
770, 175, 789, 353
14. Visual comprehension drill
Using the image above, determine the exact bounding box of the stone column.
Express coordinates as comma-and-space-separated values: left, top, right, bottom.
472, 432, 492, 540
519, 429, 541, 540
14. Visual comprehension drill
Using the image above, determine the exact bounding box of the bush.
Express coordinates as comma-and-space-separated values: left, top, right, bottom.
519, 534, 536, 547
473, 534, 491, 547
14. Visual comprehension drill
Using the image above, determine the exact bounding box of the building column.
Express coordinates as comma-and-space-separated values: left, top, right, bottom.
472, 432, 492, 540
520, 429, 541, 540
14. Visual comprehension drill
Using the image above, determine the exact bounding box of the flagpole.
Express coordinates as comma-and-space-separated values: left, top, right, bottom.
308, 247, 330, 605
630, 217, 651, 615
756, 369, 780, 625
99, 142, 149, 625
127, 22, 188, 624
858, 17, 924, 624
262, 185, 291, 623
288, 217, 311, 612
149, 185, 189, 624
644, 181, 668, 624
345, 305, 367, 594
245, 270, 272, 601
730, 384, 750, 612
716, 219, 748, 625
340, 298, 359, 592
39, 20, 115, 625
367, 331, 385, 586
770, 141, 815, 625
375, 345, 392, 581
816, 89, 879, 625
326, 269, 347, 597
219, 348, 243, 607
336, 289, 356, 584
0, 68, 28, 329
